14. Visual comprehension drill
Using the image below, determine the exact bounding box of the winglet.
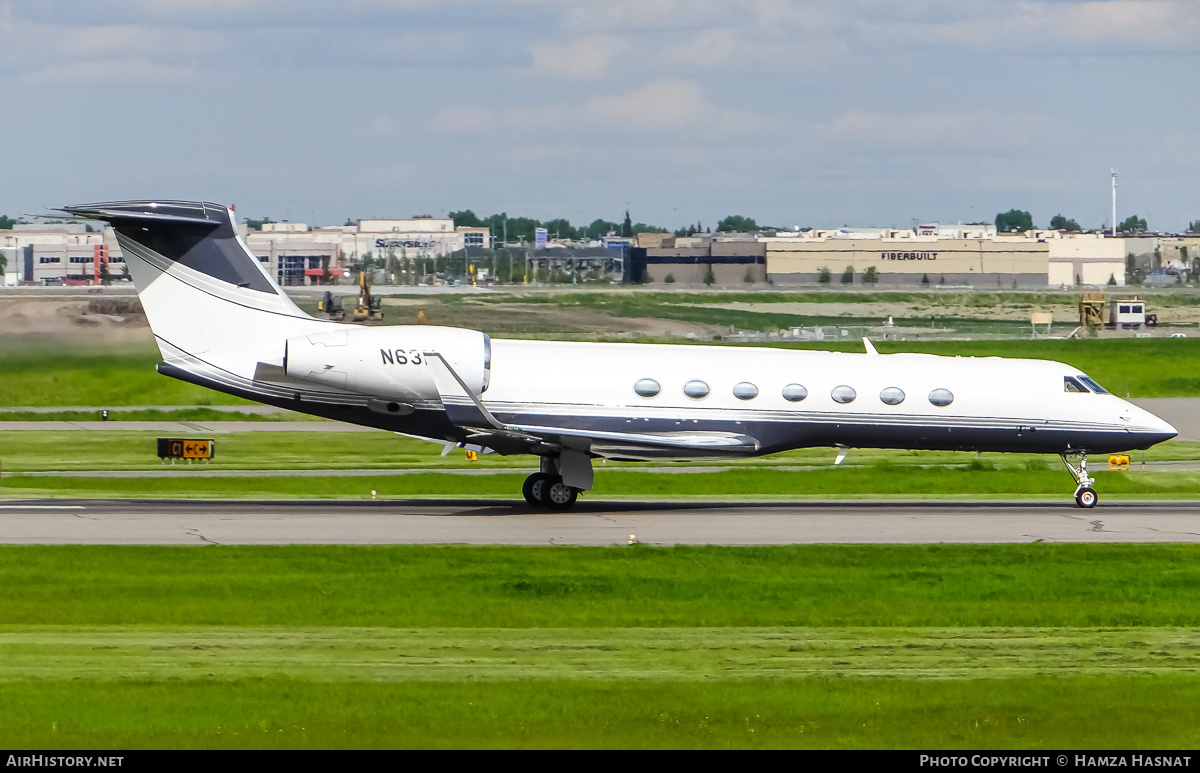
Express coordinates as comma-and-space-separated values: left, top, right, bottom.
863, 337, 878, 355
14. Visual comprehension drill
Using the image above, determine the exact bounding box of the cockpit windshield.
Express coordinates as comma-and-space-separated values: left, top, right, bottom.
1064, 376, 1089, 393
1078, 375, 1109, 394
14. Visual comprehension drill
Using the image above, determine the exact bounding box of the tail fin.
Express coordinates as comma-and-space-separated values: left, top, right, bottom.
61, 200, 330, 389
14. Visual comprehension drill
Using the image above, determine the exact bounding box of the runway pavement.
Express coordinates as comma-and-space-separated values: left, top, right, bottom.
1, 498, 1198, 546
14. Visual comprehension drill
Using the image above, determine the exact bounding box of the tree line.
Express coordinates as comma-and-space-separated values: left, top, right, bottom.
997, 209, 1163, 234
448, 211, 763, 243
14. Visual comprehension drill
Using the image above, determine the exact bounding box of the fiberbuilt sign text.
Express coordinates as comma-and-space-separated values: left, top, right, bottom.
881, 251, 938, 261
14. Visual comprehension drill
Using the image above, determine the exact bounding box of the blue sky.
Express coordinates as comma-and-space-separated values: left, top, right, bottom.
2, 1, 1197, 231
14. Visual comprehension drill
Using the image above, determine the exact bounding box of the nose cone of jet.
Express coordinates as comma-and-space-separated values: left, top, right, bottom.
1124, 403, 1178, 448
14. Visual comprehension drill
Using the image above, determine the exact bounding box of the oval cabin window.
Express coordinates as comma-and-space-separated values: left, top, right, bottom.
928, 388, 954, 407
733, 382, 759, 400
831, 385, 856, 404
683, 380, 711, 399
634, 378, 661, 398
879, 387, 905, 405
782, 384, 808, 402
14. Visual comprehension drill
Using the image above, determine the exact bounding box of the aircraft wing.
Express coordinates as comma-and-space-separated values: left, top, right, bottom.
424, 352, 761, 460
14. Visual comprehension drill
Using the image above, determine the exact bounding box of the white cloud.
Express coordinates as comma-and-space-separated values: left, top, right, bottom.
431, 105, 497, 137
365, 116, 398, 138
836, 0, 1200, 54
24, 58, 196, 86
554, 0, 730, 32
529, 35, 628, 80
431, 79, 776, 139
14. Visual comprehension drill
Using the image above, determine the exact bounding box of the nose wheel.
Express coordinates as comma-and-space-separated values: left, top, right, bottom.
1061, 453, 1098, 508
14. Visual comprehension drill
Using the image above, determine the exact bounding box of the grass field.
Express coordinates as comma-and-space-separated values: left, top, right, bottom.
3, 428, 1200, 500
0, 337, 251, 407
2, 544, 1200, 748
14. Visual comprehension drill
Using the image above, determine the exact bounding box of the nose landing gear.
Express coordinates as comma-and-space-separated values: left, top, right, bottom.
1060, 452, 1098, 508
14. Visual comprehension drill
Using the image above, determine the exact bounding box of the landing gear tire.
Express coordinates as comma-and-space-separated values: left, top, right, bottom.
1061, 453, 1099, 509
523, 472, 553, 506
539, 477, 579, 510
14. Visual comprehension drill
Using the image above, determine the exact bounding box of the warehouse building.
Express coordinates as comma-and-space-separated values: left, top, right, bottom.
627, 233, 766, 285
3, 216, 490, 287
1, 223, 127, 286
764, 229, 1050, 287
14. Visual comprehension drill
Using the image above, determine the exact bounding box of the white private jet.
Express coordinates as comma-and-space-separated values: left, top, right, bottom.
61, 200, 1177, 510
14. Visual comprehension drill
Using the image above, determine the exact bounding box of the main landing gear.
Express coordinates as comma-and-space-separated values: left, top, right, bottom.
1060, 452, 1098, 508
522, 457, 582, 510
522, 472, 578, 509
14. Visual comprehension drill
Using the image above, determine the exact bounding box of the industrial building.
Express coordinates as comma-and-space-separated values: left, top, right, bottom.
1, 223, 125, 286
627, 227, 1195, 288
3, 216, 490, 287
3, 212, 1196, 289
764, 230, 1050, 287
627, 233, 766, 284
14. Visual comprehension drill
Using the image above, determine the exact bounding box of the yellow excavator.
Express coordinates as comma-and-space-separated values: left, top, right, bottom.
352, 271, 383, 323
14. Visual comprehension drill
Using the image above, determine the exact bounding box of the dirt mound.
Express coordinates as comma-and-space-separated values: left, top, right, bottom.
87, 298, 145, 317
0, 296, 152, 342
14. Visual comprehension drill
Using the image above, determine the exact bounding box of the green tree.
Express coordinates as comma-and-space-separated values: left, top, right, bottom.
0, 215, 16, 230
585, 218, 619, 241
1125, 253, 1143, 285
1107, 273, 1117, 286
921, 274, 930, 287
245, 217, 275, 230
1187, 220, 1200, 233
717, 215, 758, 233
0, 250, 6, 275
664, 273, 675, 284
449, 210, 484, 228
862, 266, 878, 284
482, 213, 509, 244
542, 218, 578, 240
622, 210, 632, 238
818, 267, 832, 284
995, 209, 1033, 233
1118, 215, 1147, 234
1049, 214, 1081, 231
703, 264, 716, 286
840, 266, 854, 284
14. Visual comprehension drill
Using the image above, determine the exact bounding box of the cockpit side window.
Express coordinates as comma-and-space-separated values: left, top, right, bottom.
1064, 376, 1089, 393
1078, 375, 1110, 394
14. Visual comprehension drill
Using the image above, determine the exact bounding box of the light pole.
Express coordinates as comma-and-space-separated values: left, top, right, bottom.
1111, 169, 1118, 238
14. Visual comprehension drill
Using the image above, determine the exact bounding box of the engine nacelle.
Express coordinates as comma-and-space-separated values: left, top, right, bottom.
284, 325, 491, 403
